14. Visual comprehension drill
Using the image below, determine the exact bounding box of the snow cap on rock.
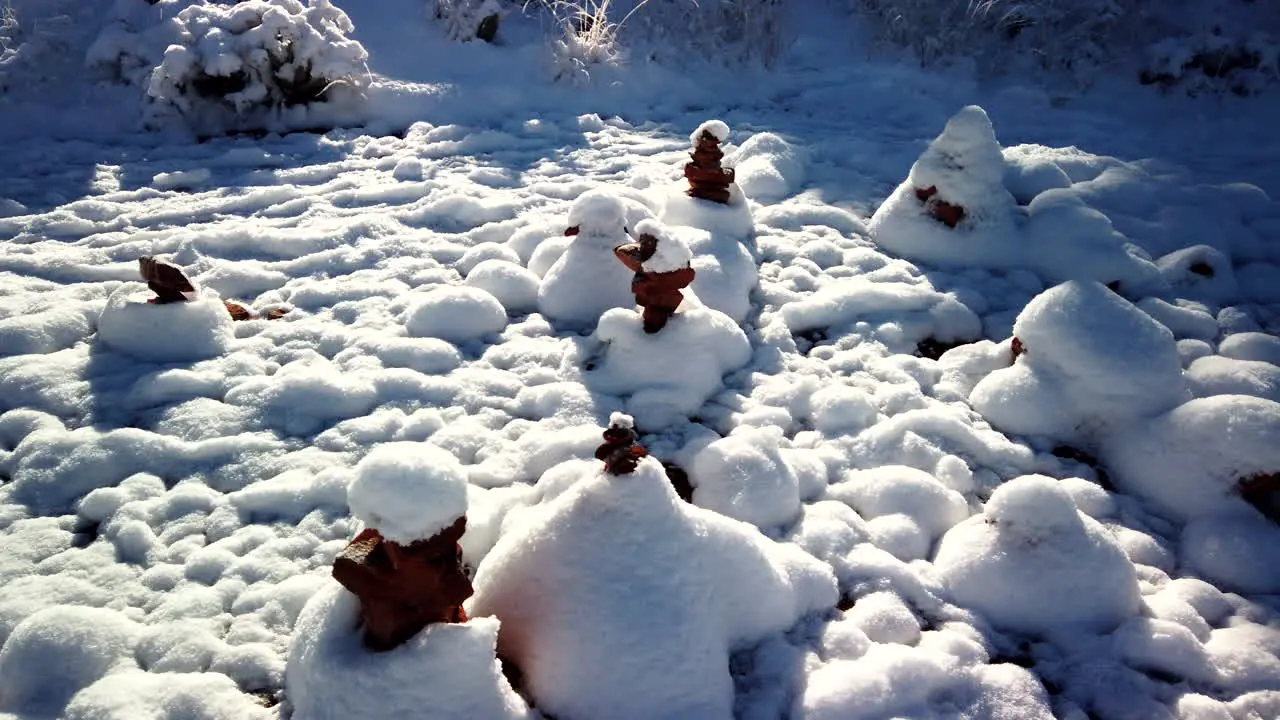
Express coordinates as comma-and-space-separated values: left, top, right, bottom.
907, 105, 1007, 213
984, 474, 1082, 541
691, 119, 730, 145
608, 412, 634, 429
633, 219, 693, 273
347, 443, 468, 544
567, 189, 627, 234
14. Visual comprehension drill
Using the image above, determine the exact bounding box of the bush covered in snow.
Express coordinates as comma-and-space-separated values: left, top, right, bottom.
432, 0, 504, 43
1142, 27, 1280, 96
91, 0, 370, 134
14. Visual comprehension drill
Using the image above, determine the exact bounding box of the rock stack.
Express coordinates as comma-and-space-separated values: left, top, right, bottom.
685, 130, 735, 205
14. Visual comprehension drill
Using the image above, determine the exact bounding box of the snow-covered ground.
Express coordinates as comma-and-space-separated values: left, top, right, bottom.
2, 1, 1279, 719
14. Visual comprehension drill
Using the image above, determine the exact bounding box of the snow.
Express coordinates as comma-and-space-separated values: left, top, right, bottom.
467, 456, 837, 720
97, 284, 235, 363
2, 1, 1280, 717
933, 475, 1141, 637
632, 218, 692, 273
287, 583, 531, 720
345, 441, 467, 544
691, 119, 730, 144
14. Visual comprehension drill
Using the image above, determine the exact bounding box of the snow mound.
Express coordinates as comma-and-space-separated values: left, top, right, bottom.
910, 105, 1009, 217
934, 475, 1140, 637
971, 281, 1186, 445
287, 582, 531, 720
663, 183, 755, 239
97, 283, 233, 363
143, 0, 370, 134
464, 260, 539, 313
1219, 332, 1280, 365
586, 304, 751, 430
346, 442, 468, 544
781, 276, 980, 349
65, 670, 273, 720
467, 456, 837, 720
689, 426, 827, 530
0, 306, 97, 357
633, 219, 693, 273
0, 606, 140, 717
827, 466, 968, 544
679, 225, 757, 322
405, 286, 507, 343
1181, 512, 1280, 596
538, 189, 636, 328
798, 645, 1054, 719
1103, 395, 1280, 522
729, 132, 806, 202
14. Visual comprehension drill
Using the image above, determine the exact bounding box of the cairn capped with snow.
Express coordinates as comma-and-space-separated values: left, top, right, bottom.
537, 189, 639, 329
286, 443, 533, 719
662, 120, 754, 239
934, 475, 1141, 637
466, 415, 837, 720
614, 219, 697, 334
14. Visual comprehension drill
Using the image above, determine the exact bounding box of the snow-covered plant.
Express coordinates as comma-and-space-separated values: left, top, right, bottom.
433, 0, 504, 42
140, 0, 369, 133
538, 0, 647, 83
1142, 30, 1279, 96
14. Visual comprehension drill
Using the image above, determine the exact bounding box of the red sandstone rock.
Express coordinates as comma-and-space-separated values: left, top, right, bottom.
332, 517, 473, 652
595, 419, 648, 476
685, 131, 735, 205
614, 234, 697, 334
914, 185, 966, 229
139, 256, 197, 304
1011, 337, 1025, 359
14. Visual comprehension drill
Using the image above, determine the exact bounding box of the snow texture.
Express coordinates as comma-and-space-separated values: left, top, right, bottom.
406, 285, 508, 343
467, 456, 837, 720
346, 442, 468, 544
632, 218, 692, 273
97, 284, 234, 363
728, 132, 806, 202
538, 188, 637, 328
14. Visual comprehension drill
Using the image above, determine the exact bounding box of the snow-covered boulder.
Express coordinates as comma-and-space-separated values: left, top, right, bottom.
679, 224, 758, 323
727, 132, 806, 203
405, 286, 508, 344
1219, 331, 1280, 366
1185, 355, 1280, 403
933, 475, 1140, 637
467, 456, 838, 720
464, 260, 539, 314
1180, 512, 1280, 595
143, 0, 370, 134
1102, 395, 1280, 522
287, 584, 532, 720
97, 283, 234, 362
970, 281, 1187, 446
65, 670, 274, 720
827, 466, 968, 562
537, 189, 637, 329
689, 426, 827, 530
583, 303, 751, 430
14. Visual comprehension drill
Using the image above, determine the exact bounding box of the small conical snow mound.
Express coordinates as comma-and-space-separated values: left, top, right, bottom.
907, 106, 1007, 212
347, 442, 468, 545
467, 456, 837, 720
1102, 395, 1280, 522
970, 281, 1187, 445
566, 188, 627, 236
633, 219, 693, 273
934, 475, 1140, 637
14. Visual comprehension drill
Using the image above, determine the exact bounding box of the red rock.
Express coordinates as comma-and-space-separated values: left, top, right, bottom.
685, 132, 735, 205
332, 517, 473, 652
614, 233, 697, 334
914, 185, 966, 229
138, 256, 196, 304
224, 300, 255, 321
1011, 337, 1025, 359
595, 420, 648, 476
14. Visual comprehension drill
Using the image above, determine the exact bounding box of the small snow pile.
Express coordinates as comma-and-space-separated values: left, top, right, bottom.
680, 225, 758, 323
346, 442, 468, 544
1185, 355, 1280, 403
870, 107, 1159, 291
0, 305, 98, 357
633, 219, 692, 273
538, 189, 637, 328
727, 132, 806, 203
934, 475, 1140, 637
65, 671, 274, 720
689, 426, 827, 530
0, 606, 140, 717
467, 455, 837, 720
143, 0, 370, 134
691, 119, 731, 145
287, 585, 532, 720
1181, 512, 1280, 595
780, 275, 981, 353
1220, 331, 1280, 365
405, 286, 508, 343
585, 304, 751, 429
1102, 395, 1280, 522
827, 466, 968, 562
97, 282, 234, 362
464, 260, 539, 313
798, 644, 1055, 719
970, 281, 1187, 445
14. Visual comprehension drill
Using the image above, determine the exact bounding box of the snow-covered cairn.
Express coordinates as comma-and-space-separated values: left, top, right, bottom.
662, 120, 754, 240
869, 105, 1159, 291
933, 475, 1141, 637
536, 188, 638, 329
133, 0, 369, 133
467, 416, 837, 720
287, 443, 533, 719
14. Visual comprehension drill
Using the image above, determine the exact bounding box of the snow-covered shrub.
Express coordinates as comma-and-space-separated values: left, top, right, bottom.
142, 0, 370, 133
1142, 28, 1280, 96
432, 0, 504, 42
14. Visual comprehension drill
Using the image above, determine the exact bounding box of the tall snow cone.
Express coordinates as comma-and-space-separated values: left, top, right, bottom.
905, 105, 1008, 229
684, 120, 735, 204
